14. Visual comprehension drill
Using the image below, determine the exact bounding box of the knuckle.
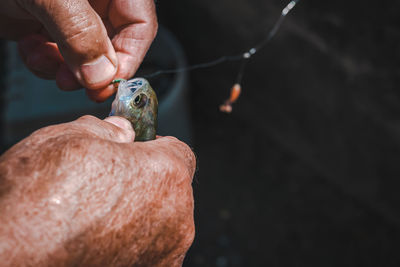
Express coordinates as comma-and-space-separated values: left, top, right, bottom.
29, 123, 69, 141
170, 155, 194, 183
62, 12, 109, 59
157, 136, 196, 180
58, 135, 110, 164
65, 18, 101, 50
162, 136, 179, 143
76, 115, 98, 123
173, 142, 196, 176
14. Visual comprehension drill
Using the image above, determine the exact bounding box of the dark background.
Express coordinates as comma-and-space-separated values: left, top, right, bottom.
157, 0, 400, 266
1, 0, 400, 266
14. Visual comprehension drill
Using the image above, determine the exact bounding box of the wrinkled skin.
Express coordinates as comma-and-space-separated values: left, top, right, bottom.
0, 115, 196, 266
0, 0, 157, 102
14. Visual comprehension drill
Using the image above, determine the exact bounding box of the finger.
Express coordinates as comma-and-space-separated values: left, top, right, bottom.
18, 34, 47, 62
103, 116, 133, 131
87, 1, 116, 36
18, 35, 63, 79
86, 84, 116, 102
148, 137, 196, 179
109, 0, 158, 79
56, 63, 81, 91
71, 115, 135, 143
21, 0, 118, 89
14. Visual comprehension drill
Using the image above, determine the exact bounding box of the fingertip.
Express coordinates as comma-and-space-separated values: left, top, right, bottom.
104, 116, 135, 143
86, 84, 116, 102
104, 116, 132, 131
113, 51, 140, 83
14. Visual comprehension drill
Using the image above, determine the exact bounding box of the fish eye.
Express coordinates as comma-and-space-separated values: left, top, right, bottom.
132, 93, 147, 108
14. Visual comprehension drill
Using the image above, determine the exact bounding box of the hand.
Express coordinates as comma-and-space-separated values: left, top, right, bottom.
0, 0, 157, 102
0, 116, 195, 266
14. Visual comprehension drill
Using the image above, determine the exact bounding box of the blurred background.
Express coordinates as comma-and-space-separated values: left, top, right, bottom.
2, 0, 400, 266
157, 0, 400, 266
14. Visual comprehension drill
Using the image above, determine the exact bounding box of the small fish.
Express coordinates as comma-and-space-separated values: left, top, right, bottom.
110, 78, 158, 141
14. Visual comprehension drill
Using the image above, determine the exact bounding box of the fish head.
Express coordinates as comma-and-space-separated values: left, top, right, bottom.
110, 78, 158, 141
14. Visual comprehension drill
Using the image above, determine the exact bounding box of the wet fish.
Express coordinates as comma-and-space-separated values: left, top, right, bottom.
110, 78, 158, 141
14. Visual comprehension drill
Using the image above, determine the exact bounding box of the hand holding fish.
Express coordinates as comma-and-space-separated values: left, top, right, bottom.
0, 0, 157, 102
0, 115, 196, 266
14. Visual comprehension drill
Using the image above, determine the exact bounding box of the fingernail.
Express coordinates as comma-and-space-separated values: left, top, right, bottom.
80, 55, 116, 86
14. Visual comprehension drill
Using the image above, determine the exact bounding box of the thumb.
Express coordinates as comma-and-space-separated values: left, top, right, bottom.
23, 0, 117, 89
72, 115, 135, 143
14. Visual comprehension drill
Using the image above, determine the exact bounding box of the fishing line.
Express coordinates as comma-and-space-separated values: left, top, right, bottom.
143, 0, 301, 112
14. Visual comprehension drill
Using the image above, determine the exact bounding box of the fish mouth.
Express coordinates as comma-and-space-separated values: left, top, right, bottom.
124, 78, 146, 93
